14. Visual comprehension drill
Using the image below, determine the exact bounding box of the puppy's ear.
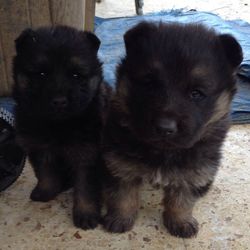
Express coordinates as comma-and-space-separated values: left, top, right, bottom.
219, 34, 243, 68
124, 22, 156, 54
15, 28, 38, 54
82, 31, 100, 52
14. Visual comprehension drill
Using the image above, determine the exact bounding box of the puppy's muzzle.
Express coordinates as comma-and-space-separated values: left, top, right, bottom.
51, 96, 68, 110
156, 118, 178, 136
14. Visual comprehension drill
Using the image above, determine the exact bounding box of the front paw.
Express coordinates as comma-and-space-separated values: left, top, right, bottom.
163, 213, 198, 238
102, 213, 136, 233
30, 186, 59, 202
73, 210, 100, 230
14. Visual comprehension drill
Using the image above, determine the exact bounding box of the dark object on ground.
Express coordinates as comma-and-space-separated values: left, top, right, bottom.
135, 0, 144, 15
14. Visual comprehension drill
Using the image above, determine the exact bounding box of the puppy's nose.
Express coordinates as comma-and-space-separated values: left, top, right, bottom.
51, 96, 68, 109
157, 118, 177, 135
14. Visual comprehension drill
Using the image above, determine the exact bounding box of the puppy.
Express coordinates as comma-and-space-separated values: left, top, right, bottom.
13, 25, 110, 229
102, 22, 242, 237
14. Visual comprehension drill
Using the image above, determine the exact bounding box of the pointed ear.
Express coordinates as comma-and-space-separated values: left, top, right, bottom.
15, 28, 38, 54
124, 22, 156, 54
82, 31, 100, 52
219, 34, 243, 68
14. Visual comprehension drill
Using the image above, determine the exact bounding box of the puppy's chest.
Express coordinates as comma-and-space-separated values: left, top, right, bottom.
106, 151, 216, 189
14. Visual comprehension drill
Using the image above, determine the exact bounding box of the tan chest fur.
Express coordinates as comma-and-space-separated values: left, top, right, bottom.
105, 152, 217, 190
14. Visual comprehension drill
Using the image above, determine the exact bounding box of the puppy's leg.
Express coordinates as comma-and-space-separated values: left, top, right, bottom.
103, 178, 141, 233
66, 145, 101, 230
163, 185, 199, 238
29, 151, 63, 202
73, 168, 101, 230
163, 181, 213, 238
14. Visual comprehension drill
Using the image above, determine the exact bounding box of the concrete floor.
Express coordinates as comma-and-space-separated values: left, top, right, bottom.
1, 1, 250, 249
95, 0, 250, 22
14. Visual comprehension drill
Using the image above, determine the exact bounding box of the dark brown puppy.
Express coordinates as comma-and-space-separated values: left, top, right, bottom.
102, 22, 242, 237
13, 26, 110, 230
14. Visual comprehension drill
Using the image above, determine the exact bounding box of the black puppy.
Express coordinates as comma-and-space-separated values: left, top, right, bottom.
13, 26, 110, 229
102, 22, 242, 237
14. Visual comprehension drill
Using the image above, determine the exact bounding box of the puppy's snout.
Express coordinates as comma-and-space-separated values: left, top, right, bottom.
51, 96, 68, 109
157, 118, 177, 135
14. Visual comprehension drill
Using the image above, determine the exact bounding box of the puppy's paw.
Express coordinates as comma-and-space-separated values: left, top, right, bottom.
30, 186, 59, 202
102, 213, 135, 233
73, 211, 100, 230
163, 214, 198, 238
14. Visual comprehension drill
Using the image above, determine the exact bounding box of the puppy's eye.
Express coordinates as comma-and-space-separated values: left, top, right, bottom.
71, 71, 84, 79
190, 90, 206, 101
72, 73, 80, 78
34, 71, 47, 79
141, 73, 156, 86
39, 72, 46, 77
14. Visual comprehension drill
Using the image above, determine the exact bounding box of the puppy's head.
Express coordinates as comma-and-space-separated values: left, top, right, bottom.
13, 26, 102, 120
117, 22, 242, 148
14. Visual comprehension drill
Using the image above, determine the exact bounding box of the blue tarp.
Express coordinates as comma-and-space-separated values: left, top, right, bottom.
95, 10, 250, 124
0, 98, 15, 126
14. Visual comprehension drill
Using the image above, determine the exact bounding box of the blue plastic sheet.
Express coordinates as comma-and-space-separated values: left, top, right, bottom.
95, 10, 250, 124
0, 98, 15, 126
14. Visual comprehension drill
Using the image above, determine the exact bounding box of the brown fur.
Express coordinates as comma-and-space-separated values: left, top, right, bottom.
101, 22, 242, 237
163, 185, 198, 238
206, 91, 232, 125
103, 179, 141, 233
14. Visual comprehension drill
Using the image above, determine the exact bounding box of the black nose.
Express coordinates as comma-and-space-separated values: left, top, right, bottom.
157, 118, 177, 135
51, 96, 68, 109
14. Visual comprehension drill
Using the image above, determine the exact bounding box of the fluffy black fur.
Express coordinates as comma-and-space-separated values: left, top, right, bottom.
13, 25, 110, 230
102, 22, 243, 237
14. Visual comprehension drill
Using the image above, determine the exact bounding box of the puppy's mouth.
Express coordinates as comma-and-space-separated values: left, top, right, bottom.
50, 112, 69, 120
148, 138, 195, 149
49, 105, 89, 120
138, 132, 199, 149
49, 107, 71, 120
